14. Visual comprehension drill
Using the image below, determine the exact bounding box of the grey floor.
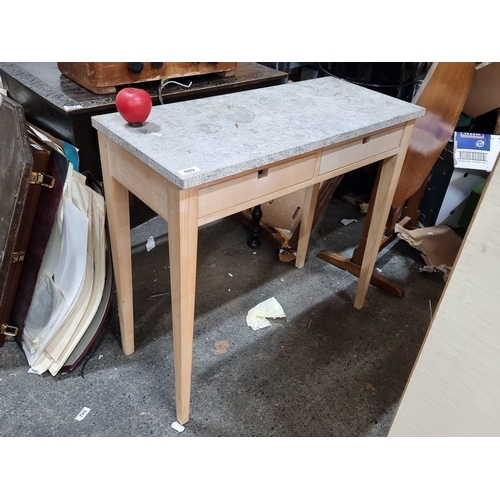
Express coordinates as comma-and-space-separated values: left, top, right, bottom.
0, 196, 445, 437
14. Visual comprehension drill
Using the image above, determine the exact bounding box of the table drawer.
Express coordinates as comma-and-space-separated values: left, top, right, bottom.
199, 154, 316, 218
319, 126, 403, 175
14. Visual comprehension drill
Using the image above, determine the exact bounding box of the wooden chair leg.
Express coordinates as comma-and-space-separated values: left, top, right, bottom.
319, 175, 430, 299
317, 63, 476, 300
401, 175, 429, 229
236, 176, 344, 257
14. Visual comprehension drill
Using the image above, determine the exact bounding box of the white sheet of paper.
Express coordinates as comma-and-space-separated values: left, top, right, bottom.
246, 297, 286, 331
23, 198, 89, 366
54, 199, 88, 304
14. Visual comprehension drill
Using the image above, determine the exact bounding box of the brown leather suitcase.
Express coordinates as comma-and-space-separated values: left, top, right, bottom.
0, 95, 57, 347
1, 96, 113, 375
57, 62, 238, 94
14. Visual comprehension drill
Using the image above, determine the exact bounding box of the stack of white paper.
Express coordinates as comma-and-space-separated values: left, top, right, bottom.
22, 168, 106, 376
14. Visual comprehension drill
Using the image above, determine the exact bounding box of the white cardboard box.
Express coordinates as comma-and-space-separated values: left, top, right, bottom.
435, 167, 489, 227
454, 132, 500, 172
434, 132, 497, 227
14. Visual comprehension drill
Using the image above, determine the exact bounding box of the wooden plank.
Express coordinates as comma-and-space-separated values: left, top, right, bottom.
389, 158, 500, 436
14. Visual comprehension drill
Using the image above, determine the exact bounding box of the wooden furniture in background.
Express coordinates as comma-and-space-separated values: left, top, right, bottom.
92, 78, 423, 425
236, 176, 344, 257
389, 155, 500, 436
0, 62, 287, 181
0, 62, 287, 229
463, 62, 500, 119
57, 62, 238, 94
317, 62, 476, 298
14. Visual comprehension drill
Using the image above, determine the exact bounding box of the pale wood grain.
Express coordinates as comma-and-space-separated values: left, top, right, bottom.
98, 132, 135, 355
389, 157, 500, 436
295, 182, 321, 269
105, 138, 171, 222
354, 122, 415, 309
319, 126, 403, 175
99, 115, 417, 424
166, 183, 199, 425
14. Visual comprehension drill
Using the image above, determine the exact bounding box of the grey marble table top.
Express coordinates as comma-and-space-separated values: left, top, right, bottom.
92, 77, 425, 189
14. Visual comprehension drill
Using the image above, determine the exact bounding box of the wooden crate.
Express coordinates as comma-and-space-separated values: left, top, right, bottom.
57, 62, 238, 94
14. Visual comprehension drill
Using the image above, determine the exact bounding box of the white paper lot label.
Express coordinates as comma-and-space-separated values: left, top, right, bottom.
178, 166, 200, 175
75, 407, 91, 421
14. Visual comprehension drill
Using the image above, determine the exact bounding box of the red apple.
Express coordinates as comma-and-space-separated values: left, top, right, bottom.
115, 87, 152, 127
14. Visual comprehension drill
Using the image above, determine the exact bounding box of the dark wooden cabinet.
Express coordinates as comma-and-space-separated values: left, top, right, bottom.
0, 62, 287, 181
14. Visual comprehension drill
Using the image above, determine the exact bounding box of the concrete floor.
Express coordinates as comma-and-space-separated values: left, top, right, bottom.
0, 196, 445, 437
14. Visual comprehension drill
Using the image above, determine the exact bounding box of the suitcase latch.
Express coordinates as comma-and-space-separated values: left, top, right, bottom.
30, 172, 55, 188
1, 324, 18, 337
12, 252, 25, 263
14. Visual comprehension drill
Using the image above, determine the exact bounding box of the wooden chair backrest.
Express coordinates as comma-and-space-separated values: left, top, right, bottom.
392, 62, 476, 208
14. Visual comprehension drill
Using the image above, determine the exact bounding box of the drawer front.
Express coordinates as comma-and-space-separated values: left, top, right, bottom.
319, 126, 404, 175
198, 154, 316, 219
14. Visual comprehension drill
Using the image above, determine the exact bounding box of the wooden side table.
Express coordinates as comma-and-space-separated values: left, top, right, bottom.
92, 77, 424, 425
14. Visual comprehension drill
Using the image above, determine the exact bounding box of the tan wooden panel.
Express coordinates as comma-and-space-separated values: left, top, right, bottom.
102, 134, 171, 222
198, 154, 316, 220
319, 126, 403, 175
389, 159, 500, 436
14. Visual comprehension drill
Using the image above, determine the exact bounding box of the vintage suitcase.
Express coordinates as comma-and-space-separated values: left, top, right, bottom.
0, 95, 56, 347
0, 97, 113, 374
57, 62, 238, 94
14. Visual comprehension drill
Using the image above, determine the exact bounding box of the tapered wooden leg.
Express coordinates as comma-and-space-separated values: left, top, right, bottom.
98, 133, 135, 355
166, 183, 199, 425
353, 123, 414, 309
295, 183, 320, 268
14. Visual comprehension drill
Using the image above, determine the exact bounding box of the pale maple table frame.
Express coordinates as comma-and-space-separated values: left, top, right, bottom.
93, 78, 424, 424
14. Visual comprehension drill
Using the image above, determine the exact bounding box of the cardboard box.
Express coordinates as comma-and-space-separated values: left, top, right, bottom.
259, 190, 306, 232
462, 62, 500, 118
435, 167, 488, 228
431, 132, 495, 228
454, 132, 500, 172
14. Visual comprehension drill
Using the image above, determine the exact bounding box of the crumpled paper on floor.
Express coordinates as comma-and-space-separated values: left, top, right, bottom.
246, 297, 286, 331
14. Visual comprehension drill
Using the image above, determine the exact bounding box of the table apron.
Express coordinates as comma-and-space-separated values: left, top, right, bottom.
198, 147, 401, 226
101, 126, 403, 228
